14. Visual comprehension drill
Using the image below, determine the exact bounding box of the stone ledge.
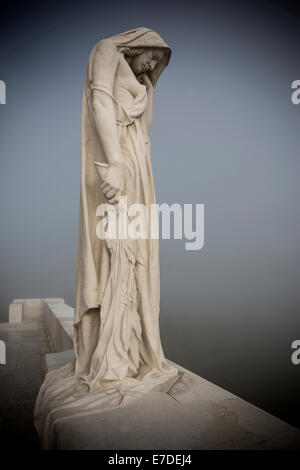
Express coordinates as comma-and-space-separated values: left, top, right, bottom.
9, 303, 23, 323
45, 349, 75, 372
43, 301, 73, 353
41, 350, 300, 450
10, 298, 300, 450
9, 298, 64, 323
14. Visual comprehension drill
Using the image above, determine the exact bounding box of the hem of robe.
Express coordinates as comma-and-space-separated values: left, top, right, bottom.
34, 358, 179, 449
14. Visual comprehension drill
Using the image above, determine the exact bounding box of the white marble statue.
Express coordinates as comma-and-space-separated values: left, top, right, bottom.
34, 27, 179, 448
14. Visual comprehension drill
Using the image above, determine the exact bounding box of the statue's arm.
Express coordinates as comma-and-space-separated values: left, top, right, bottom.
138, 72, 154, 133
91, 39, 125, 199
146, 87, 154, 133
91, 39, 122, 167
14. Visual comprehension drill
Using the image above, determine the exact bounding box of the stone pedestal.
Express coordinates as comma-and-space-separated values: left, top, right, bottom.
3, 298, 300, 450
41, 350, 300, 450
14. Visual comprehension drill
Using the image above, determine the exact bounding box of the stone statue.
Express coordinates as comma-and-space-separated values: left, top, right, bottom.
34, 27, 179, 448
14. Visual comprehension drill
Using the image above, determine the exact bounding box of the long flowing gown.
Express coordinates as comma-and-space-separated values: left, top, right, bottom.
34, 28, 178, 448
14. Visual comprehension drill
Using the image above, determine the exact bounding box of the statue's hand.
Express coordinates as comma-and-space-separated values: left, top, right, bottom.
137, 72, 154, 91
100, 162, 124, 204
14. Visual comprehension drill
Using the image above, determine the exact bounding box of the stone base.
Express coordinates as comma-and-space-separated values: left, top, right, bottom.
41, 351, 300, 450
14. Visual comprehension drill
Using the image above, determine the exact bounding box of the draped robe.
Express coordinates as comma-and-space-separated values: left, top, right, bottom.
34, 28, 178, 448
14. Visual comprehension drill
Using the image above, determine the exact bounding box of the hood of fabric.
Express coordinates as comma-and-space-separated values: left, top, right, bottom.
107, 27, 172, 87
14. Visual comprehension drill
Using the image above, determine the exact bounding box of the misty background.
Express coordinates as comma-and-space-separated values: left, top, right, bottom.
0, 0, 300, 428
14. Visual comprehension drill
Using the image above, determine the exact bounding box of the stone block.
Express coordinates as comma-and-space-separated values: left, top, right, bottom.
9, 303, 23, 323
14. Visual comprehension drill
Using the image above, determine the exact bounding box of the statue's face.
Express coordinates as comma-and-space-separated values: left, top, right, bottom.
129, 49, 160, 75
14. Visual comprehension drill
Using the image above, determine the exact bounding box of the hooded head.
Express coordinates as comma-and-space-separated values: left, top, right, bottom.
107, 27, 172, 87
